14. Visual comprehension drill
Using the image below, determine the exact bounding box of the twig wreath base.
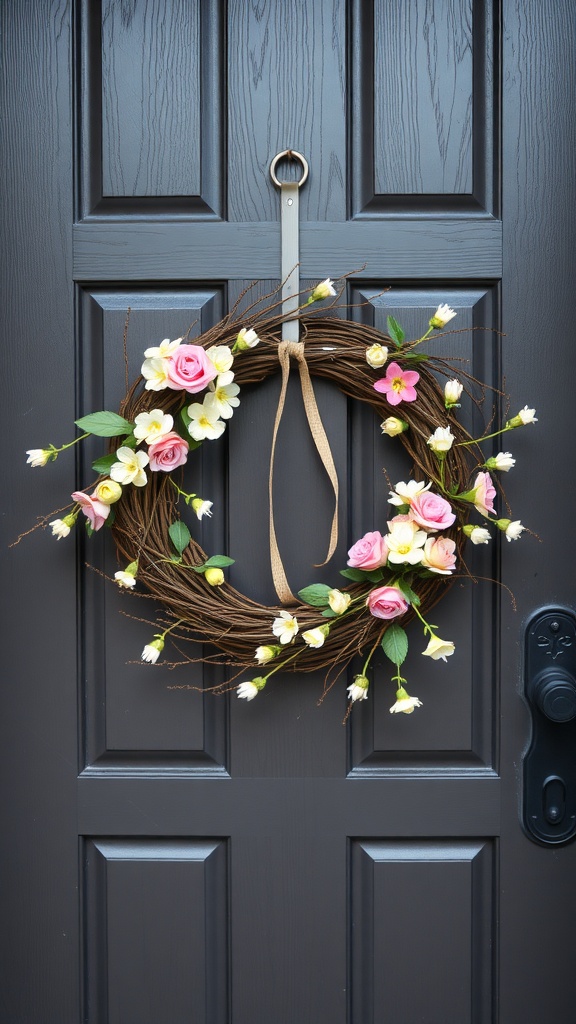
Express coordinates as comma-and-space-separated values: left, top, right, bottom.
112, 313, 477, 675
24, 278, 535, 710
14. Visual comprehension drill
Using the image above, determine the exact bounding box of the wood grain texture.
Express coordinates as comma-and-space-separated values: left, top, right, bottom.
375, 0, 473, 195
1, 2, 80, 1021
227, 0, 346, 221
101, 0, 201, 197
73, 218, 502, 278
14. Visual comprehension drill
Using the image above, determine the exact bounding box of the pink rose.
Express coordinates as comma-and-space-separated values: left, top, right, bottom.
421, 536, 457, 574
347, 530, 389, 570
71, 490, 110, 531
166, 344, 217, 393
148, 432, 189, 472
472, 471, 496, 515
409, 491, 455, 532
366, 586, 409, 620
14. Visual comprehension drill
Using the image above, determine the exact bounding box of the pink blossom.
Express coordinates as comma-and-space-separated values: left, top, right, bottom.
421, 536, 457, 574
471, 471, 496, 515
409, 491, 455, 532
366, 586, 409, 620
166, 344, 217, 393
148, 431, 189, 472
373, 361, 420, 406
71, 490, 110, 531
347, 530, 389, 570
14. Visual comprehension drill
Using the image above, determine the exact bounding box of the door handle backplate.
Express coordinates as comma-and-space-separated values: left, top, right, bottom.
522, 608, 576, 845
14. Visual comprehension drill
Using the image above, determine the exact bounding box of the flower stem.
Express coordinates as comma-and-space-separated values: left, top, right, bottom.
455, 425, 511, 447
411, 604, 437, 639
361, 629, 386, 677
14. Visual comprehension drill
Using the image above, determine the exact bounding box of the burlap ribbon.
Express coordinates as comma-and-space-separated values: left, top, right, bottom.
269, 340, 339, 604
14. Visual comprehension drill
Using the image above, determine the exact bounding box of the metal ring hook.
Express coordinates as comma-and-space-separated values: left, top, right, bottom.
269, 149, 309, 189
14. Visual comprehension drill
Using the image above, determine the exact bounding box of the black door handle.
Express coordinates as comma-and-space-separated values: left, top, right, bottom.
522, 608, 576, 845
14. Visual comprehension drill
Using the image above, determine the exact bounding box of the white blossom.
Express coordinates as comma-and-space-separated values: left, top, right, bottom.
186, 400, 226, 441
272, 610, 299, 644
427, 426, 455, 453
143, 337, 182, 359
237, 681, 260, 701
204, 371, 240, 420
191, 498, 213, 520
110, 447, 149, 487
422, 636, 455, 661
388, 479, 431, 507
133, 410, 174, 444
206, 345, 234, 373
347, 676, 369, 702
26, 448, 51, 467
429, 303, 457, 328
366, 343, 389, 369
444, 379, 463, 406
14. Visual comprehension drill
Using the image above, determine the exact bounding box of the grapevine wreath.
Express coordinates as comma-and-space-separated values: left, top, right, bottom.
25, 279, 536, 714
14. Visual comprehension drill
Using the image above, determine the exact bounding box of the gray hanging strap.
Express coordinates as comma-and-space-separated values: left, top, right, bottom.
270, 150, 309, 342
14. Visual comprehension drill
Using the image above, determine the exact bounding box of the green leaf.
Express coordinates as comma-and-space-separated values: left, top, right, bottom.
297, 583, 333, 607
397, 578, 421, 607
91, 453, 117, 474
322, 608, 337, 618
387, 315, 405, 347
75, 411, 134, 437
381, 624, 409, 666
169, 520, 191, 556
203, 555, 235, 568
401, 352, 429, 364
340, 567, 370, 582
85, 521, 94, 538
169, 554, 183, 564
365, 568, 385, 582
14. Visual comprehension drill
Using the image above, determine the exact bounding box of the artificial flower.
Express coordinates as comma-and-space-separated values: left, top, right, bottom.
237, 677, 267, 700
381, 416, 408, 437
328, 589, 351, 615
93, 478, 123, 505
464, 471, 496, 516
409, 490, 456, 531
206, 345, 234, 372
235, 327, 260, 350
366, 343, 388, 369
71, 490, 110, 531
374, 361, 420, 406
204, 371, 240, 419
487, 451, 516, 473
347, 675, 369, 702
302, 625, 330, 648
390, 687, 423, 714
427, 426, 454, 453
272, 610, 299, 644
141, 356, 171, 391
110, 447, 149, 487
143, 337, 182, 359
166, 344, 218, 393
255, 645, 280, 665
495, 518, 525, 542
366, 586, 409, 620
507, 405, 538, 428
26, 448, 52, 467
114, 560, 138, 589
422, 636, 455, 661
49, 513, 77, 539
204, 567, 225, 586
444, 379, 463, 407
141, 637, 164, 664
463, 525, 491, 545
133, 409, 174, 444
148, 432, 189, 472
421, 536, 457, 574
308, 278, 336, 303
347, 531, 388, 570
186, 400, 226, 442
388, 479, 431, 507
429, 304, 457, 329
385, 520, 427, 565
191, 498, 213, 519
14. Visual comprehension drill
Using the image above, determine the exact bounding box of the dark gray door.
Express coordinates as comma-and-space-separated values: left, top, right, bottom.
2, 2, 575, 1021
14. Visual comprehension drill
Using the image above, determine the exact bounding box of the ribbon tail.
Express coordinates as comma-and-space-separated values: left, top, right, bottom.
297, 359, 340, 567
268, 349, 298, 604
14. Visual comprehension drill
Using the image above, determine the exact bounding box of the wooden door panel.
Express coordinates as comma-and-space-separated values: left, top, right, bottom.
79, 0, 225, 217
79, 287, 229, 768
351, 0, 498, 215
351, 840, 495, 1023
84, 838, 228, 1024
